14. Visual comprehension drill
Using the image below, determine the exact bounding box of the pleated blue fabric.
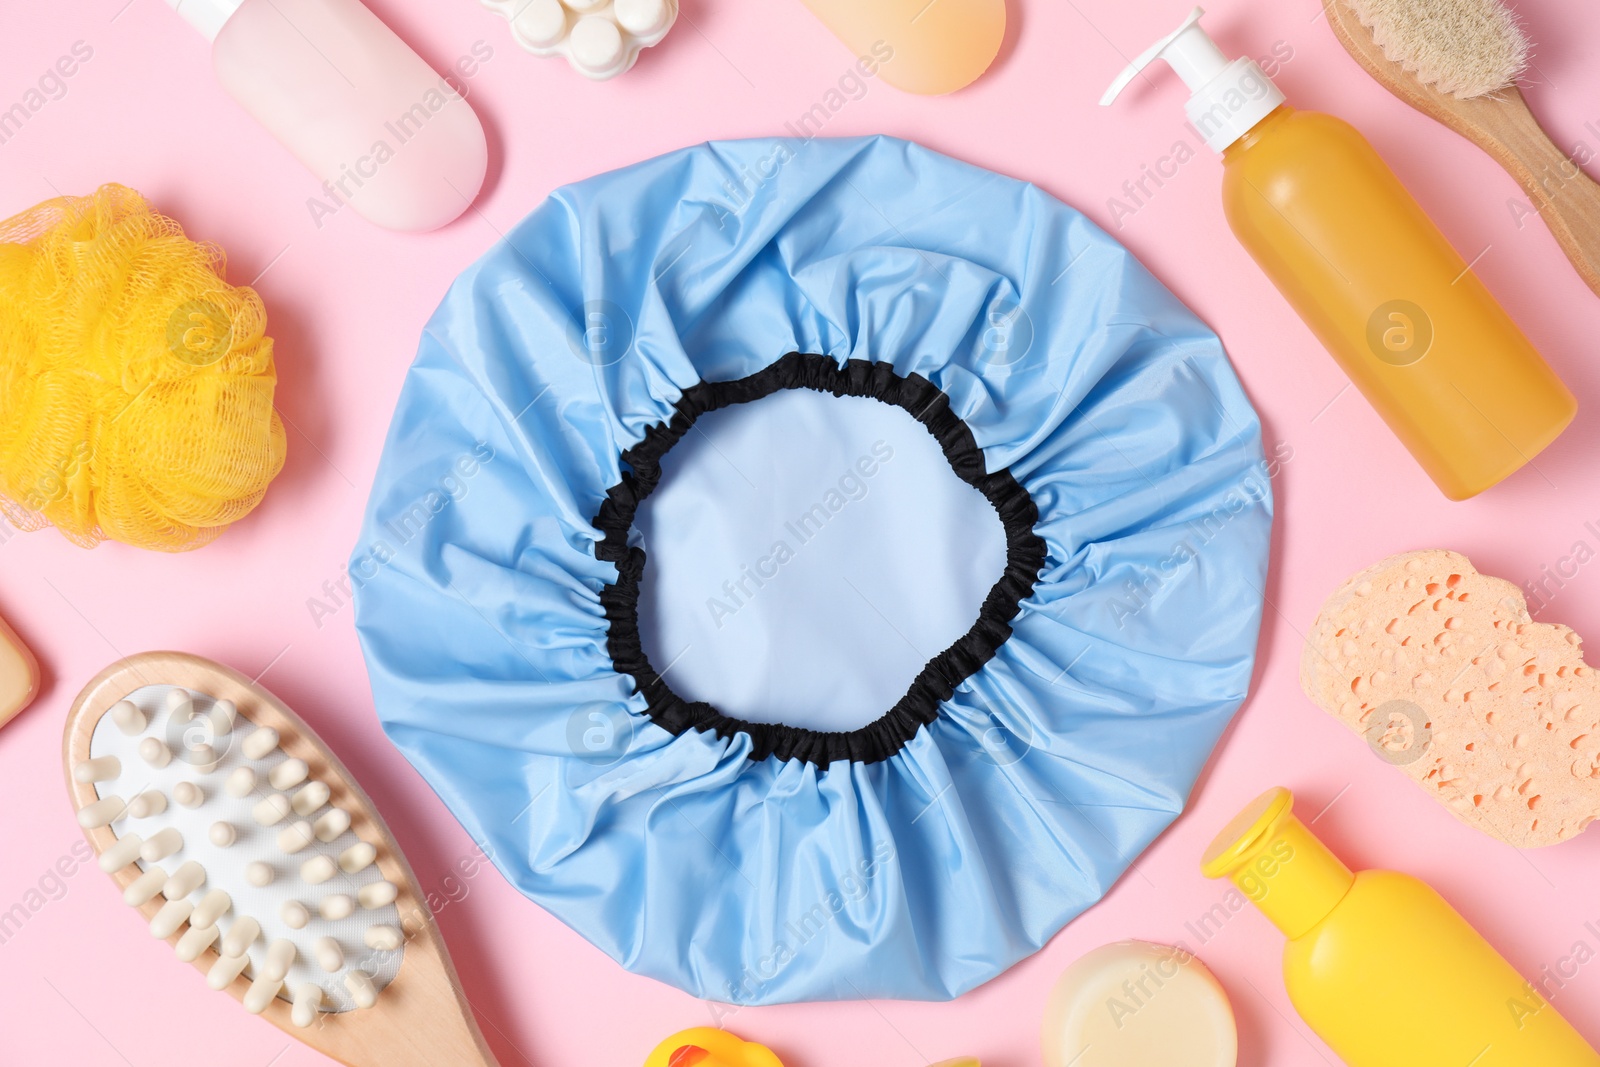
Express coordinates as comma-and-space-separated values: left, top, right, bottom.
352, 136, 1273, 1004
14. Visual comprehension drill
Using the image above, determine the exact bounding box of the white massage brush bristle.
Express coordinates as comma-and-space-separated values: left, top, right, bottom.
1345, 0, 1528, 99
65, 652, 500, 1067
76, 686, 400, 1017
1325, 0, 1600, 297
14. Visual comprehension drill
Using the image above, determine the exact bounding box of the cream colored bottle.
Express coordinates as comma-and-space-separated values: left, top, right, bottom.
167, 0, 488, 231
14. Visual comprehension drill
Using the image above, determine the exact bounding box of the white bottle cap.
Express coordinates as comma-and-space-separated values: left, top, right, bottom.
1099, 7, 1285, 153
167, 0, 245, 41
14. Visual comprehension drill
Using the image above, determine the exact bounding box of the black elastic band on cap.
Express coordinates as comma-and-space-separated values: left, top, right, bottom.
593, 353, 1046, 766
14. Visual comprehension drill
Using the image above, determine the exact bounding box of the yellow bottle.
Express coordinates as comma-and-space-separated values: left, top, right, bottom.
1102, 8, 1575, 500
1202, 787, 1600, 1066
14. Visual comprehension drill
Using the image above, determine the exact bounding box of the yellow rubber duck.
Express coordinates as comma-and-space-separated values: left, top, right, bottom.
643, 1030, 978, 1067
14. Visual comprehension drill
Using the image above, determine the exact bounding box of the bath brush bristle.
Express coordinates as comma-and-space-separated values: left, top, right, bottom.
66, 653, 501, 1066
1344, 0, 1529, 99
75, 683, 403, 1018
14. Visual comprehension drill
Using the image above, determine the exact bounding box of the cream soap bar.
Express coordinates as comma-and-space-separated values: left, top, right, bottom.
1042, 940, 1237, 1067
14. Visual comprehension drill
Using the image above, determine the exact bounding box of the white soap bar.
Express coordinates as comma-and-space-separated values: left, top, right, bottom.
1041, 941, 1237, 1067
480, 0, 676, 80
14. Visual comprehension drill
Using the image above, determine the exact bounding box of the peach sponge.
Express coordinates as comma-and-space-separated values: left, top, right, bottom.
1301, 549, 1599, 848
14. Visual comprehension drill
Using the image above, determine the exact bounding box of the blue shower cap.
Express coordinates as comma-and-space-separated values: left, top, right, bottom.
352, 136, 1272, 1004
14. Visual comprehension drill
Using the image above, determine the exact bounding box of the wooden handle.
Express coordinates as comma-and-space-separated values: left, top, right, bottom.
1461, 87, 1600, 297
1324, 0, 1600, 298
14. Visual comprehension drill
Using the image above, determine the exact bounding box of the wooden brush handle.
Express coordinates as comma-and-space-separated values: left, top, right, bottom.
1325, 0, 1600, 298
1446, 86, 1600, 297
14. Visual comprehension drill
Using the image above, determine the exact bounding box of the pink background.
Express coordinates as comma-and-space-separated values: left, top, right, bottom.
4, 0, 1600, 1064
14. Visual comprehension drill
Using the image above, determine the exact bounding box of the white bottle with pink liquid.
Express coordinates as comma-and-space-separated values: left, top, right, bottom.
168, 0, 489, 232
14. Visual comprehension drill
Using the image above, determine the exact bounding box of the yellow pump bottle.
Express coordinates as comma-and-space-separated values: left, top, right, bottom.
1202, 788, 1600, 1067
1103, 8, 1575, 500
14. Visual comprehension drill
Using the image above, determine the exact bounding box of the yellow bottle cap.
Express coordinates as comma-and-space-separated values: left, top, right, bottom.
1200, 787, 1355, 940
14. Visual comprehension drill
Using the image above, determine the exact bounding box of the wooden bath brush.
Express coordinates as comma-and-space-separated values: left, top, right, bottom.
65, 652, 500, 1067
1324, 0, 1600, 298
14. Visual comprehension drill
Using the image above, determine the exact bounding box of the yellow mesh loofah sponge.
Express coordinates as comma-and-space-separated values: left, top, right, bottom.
0, 184, 286, 551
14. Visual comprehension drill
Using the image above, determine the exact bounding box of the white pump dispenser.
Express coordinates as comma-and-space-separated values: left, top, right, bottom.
1100, 7, 1284, 152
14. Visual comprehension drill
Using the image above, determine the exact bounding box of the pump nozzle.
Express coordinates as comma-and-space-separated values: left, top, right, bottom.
1099, 6, 1285, 154
1099, 8, 1218, 106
